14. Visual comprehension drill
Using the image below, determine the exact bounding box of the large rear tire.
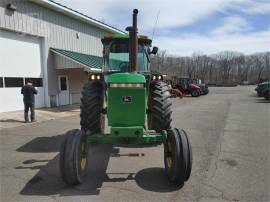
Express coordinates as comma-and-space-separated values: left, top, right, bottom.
148, 81, 172, 132
59, 129, 88, 185
80, 82, 104, 134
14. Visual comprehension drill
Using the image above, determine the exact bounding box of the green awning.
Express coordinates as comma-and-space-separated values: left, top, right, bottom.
50, 48, 103, 71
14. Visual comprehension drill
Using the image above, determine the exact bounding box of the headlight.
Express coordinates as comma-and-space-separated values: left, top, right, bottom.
89, 74, 102, 81
91, 75, 95, 80
152, 75, 163, 80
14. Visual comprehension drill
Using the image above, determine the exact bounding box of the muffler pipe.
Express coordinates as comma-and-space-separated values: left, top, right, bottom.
126, 9, 138, 72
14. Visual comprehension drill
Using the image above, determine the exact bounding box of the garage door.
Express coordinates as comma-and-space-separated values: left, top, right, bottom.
0, 30, 45, 112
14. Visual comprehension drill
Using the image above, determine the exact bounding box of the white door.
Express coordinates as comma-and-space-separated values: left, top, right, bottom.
58, 75, 69, 106
0, 30, 45, 112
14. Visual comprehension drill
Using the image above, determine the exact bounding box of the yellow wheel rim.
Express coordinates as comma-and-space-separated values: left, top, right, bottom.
167, 142, 172, 152
80, 157, 87, 170
80, 143, 87, 170
166, 142, 173, 169
167, 156, 173, 168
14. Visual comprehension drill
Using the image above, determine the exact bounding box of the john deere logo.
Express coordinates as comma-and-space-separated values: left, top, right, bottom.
122, 96, 132, 104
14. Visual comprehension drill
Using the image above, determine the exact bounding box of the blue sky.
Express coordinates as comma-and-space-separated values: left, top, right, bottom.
56, 0, 270, 56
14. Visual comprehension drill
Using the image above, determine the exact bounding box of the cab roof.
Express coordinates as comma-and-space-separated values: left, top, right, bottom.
102, 33, 152, 45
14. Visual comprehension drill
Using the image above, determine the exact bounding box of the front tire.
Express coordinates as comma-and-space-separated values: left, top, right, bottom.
164, 128, 192, 184
148, 81, 172, 132
191, 89, 200, 97
59, 129, 88, 185
262, 89, 269, 100
178, 129, 192, 181
80, 82, 104, 134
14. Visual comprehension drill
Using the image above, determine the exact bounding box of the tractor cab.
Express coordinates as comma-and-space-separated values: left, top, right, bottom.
172, 76, 201, 97
173, 76, 190, 90
102, 34, 154, 73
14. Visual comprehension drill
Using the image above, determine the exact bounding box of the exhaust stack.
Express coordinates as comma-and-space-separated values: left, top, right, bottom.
126, 9, 138, 72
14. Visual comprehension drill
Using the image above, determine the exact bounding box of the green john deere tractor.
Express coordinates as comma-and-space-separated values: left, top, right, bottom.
60, 9, 192, 186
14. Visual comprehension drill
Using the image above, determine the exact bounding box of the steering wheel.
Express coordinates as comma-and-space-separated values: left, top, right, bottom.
119, 62, 130, 72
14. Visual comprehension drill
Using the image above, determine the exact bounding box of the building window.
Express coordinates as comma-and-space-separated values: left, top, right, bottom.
0, 77, 3, 88
4, 77, 24, 87
25, 77, 43, 87
60, 77, 67, 90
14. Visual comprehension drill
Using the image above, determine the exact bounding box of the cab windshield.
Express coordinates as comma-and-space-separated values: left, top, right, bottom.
103, 40, 150, 73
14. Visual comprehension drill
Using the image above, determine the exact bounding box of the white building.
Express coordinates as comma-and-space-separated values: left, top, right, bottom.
0, 0, 124, 112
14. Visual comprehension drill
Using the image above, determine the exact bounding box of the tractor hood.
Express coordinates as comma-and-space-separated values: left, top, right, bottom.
108, 73, 146, 84
189, 83, 200, 89
107, 73, 146, 128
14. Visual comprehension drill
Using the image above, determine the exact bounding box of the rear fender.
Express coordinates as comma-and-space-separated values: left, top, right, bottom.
189, 84, 200, 90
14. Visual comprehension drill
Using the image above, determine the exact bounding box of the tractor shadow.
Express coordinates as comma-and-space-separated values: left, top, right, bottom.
16, 134, 64, 153
135, 167, 183, 192
17, 134, 181, 196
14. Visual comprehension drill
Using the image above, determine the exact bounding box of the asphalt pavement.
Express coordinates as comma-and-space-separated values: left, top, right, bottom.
0, 85, 269, 202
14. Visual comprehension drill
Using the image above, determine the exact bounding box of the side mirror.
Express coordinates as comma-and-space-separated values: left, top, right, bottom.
151, 46, 158, 55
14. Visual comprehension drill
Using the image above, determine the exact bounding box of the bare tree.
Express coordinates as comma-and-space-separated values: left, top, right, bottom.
150, 50, 269, 85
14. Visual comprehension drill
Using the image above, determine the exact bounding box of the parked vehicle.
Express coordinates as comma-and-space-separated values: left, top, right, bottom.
261, 87, 269, 100
192, 79, 209, 95
169, 85, 184, 98
172, 76, 201, 97
258, 78, 269, 84
255, 81, 270, 97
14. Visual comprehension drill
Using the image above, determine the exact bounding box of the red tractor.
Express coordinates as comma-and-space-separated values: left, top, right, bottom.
169, 85, 184, 98
172, 76, 201, 97
165, 79, 184, 98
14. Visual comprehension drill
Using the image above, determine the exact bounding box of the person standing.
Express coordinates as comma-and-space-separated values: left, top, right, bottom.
21, 80, 37, 123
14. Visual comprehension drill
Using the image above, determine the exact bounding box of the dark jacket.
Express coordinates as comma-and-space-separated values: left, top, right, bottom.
21, 84, 37, 104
